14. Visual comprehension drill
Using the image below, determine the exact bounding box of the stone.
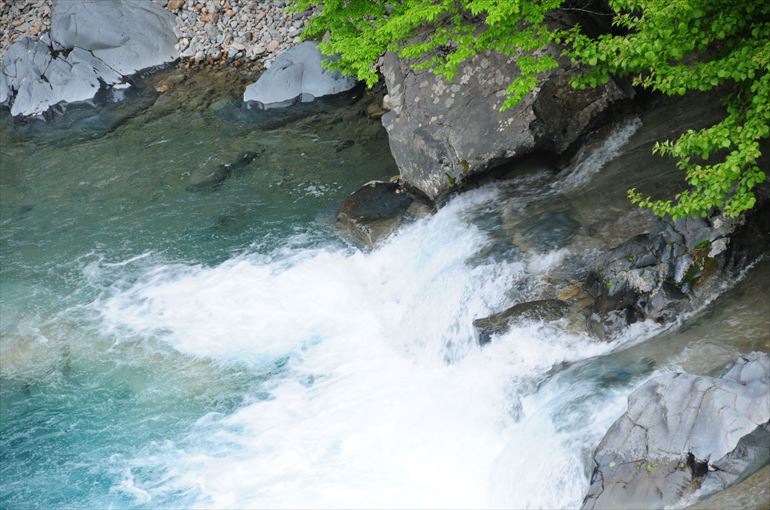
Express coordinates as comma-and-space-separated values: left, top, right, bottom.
582, 352, 770, 510
584, 192, 770, 339
243, 41, 357, 108
187, 151, 259, 192
473, 299, 570, 345
380, 49, 626, 200
335, 181, 433, 248
168, 0, 184, 10
50, 0, 178, 76
2, 0, 178, 117
685, 465, 770, 510
523, 211, 581, 250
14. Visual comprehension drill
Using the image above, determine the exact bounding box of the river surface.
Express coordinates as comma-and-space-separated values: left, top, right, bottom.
1, 70, 768, 509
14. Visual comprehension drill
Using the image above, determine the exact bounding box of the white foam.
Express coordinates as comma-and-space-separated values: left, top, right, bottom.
556, 117, 642, 192
97, 188, 635, 508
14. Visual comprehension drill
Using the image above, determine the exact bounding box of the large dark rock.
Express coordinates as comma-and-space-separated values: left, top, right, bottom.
379, 48, 626, 200
243, 42, 357, 109
335, 180, 433, 248
473, 299, 570, 345
582, 352, 770, 510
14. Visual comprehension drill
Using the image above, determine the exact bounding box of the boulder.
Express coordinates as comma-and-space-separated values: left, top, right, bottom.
335, 180, 433, 248
50, 0, 178, 76
243, 42, 357, 108
380, 50, 626, 200
473, 299, 569, 345
1, 0, 178, 118
582, 352, 770, 510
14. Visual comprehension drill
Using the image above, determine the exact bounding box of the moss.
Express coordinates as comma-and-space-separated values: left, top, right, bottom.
460, 159, 470, 174
682, 240, 718, 287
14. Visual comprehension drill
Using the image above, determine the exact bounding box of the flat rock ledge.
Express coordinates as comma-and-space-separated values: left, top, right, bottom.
582, 352, 770, 510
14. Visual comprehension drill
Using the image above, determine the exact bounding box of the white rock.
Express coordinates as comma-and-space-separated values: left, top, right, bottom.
243, 41, 356, 108
50, 0, 178, 76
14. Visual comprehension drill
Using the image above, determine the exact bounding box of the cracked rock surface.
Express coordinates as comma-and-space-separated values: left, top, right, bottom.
1, 0, 178, 117
582, 352, 770, 509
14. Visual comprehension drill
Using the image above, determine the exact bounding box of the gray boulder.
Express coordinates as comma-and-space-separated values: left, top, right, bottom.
243, 42, 357, 108
582, 352, 770, 510
335, 180, 432, 248
380, 50, 626, 200
1, 0, 178, 117
50, 0, 178, 76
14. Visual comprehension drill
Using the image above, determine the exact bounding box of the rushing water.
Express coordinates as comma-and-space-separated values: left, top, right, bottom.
1, 71, 768, 509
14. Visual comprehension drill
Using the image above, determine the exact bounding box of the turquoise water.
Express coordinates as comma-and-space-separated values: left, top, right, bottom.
1, 73, 768, 509
1, 73, 396, 508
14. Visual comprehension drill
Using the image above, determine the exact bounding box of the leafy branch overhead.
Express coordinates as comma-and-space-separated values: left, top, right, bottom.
291, 0, 770, 219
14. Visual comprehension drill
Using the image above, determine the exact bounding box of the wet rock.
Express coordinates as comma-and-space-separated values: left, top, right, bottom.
187, 151, 258, 191
335, 180, 433, 248
582, 352, 770, 510
473, 299, 569, 345
380, 46, 626, 200
523, 211, 581, 250
685, 464, 770, 510
584, 193, 770, 338
333, 139, 355, 152
243, 42, 357, 109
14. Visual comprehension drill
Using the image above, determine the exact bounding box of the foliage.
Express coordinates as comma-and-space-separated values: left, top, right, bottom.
291, 0, 770, 218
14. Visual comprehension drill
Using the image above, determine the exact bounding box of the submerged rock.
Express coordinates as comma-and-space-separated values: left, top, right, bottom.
335, 180, 433, 248
473, 299, 570, 345
380, 48, 626, 200
243, 42, 357, 109
582, 352, 770, 510
187, 151, 259, 192
523, 211, 582, 250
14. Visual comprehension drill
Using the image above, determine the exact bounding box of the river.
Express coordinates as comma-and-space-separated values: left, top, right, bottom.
1, 69, 768, 509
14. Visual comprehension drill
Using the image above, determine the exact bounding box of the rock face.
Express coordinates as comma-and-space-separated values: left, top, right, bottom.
379, 50, 627, 200
243, 42, 357, 108
582, 352, 770, 510
473, 299, 569, 345
335, 180, 432, 248
1, 0, 178, 117
584, 193, 770, 339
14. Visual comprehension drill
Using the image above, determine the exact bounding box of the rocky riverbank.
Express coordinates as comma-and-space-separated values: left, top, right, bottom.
167, 0, 311, 68
0, 0, 323, 117
1, 0, 309, 68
